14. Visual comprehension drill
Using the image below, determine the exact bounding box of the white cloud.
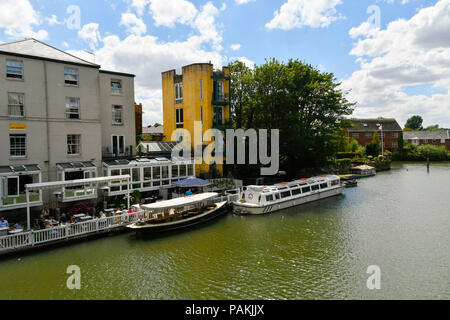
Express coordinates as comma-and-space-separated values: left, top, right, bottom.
0, 0, 48, 40
148, 0, 198, 27
130, 0, 151, 16
45, 14, 63, 26
342, 0, 450, 128
266, 0, 343, 30
78, 23, 102, 50
230, 44, 241, 51
229, 56, 255, 69
235, 0, 256, 4
120, 13, 147, 35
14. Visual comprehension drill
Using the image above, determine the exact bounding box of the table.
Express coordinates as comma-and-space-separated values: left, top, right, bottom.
73, 214, 86, 218
8, 229, 24, 235
0, 227, 8, 237
79, 215, 93, 221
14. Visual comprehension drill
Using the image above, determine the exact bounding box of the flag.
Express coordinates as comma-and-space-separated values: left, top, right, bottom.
379, 125, 383, 131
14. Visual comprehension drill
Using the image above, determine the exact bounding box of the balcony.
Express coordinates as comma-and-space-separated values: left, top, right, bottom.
212, 93, 230, 105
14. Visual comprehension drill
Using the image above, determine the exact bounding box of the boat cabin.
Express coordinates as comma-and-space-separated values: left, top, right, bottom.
241, 175, 341, 206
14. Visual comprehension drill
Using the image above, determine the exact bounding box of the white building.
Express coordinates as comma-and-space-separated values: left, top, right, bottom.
0, 39, 193, 213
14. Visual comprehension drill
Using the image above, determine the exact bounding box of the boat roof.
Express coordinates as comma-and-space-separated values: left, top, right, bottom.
246, 175, 340, 192
141, 192, 219, 210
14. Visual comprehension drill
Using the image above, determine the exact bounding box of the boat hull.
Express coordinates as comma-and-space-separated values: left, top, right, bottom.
128, 201, 229, 233
233, 186, 343, 215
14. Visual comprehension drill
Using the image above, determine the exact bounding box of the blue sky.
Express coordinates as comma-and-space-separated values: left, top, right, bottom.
0, 0, 449, 127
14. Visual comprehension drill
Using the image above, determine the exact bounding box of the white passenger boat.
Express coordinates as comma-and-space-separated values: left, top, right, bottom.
127, 192, 229, 233
233, 175, 343, 215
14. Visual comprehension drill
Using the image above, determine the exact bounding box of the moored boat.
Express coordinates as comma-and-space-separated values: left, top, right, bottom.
127, 192, 229, 233
233, 175, 343, 215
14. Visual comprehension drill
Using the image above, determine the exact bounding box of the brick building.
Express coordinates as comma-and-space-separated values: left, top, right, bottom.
403, 130, 450, 151
346, 118, 403, 153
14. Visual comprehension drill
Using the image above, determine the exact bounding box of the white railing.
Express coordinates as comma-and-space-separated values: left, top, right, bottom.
0, 210, 146, 252
0, 196, 238, 253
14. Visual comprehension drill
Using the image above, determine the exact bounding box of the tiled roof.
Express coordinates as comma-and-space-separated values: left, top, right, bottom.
0, 38, 100, 68
403, 130, 450, 140
348, 118, 402, 132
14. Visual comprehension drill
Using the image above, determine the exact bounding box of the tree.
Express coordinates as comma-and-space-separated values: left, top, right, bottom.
405, 115, 423, 130
424, 124, 439, 131
366, 131, 381, 157
397, 133, 404, 153
229, 60, 254, 129
229, 58, 355, 177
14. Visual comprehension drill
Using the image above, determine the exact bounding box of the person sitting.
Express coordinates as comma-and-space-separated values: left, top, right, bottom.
59, 213, 68, 224
38, 216, 46, 229
185, 189, 193, 196
128, 207, 134, 214
69, 216, 78, 225
0, 217, 9, 228
98, 211, 106, 219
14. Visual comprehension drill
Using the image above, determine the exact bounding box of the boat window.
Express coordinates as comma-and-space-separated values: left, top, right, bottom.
320, 183, 328, 189
302, 186, 311, 193
265, 195, 274, 202
275, 193, 280, 200
278, 187, 288, 190
281, 191, 291, 198
311, 184, 320, 191
331, 180, 339, 186
292, 188, 301, 196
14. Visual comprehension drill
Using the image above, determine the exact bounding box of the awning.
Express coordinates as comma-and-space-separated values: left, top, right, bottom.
56, 161, 96, 170
173, 177, 211, 188
142, 192, 218, 210
0, 164, 41, 174
25, 175, 131, 191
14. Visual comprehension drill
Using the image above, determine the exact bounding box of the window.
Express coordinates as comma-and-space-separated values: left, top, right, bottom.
200, 106, 203, 124
392, 132, 399, 139
67, 135, 81, 155
65, 97, 80, 119
365, 133, 372, 138
6, 60, 23, 79
320, 183, 328, 189
64, 67, 78, 86
172, 165, 178, 178
302, 186, 311, 193
175, 83, 183, 104
441, 139, 446, 144
352, 133, 359, 139
392, 142, 398, 149
112, 135, 125, 156
8, 93, 25, 117
292, 189, 301, 196
200, 80, 203, 100
281, 191, 291, 198
266, 195, 274, 202
7, 177, 19, 197
176, 108, 184, 128
111, 79, 122, 95
112, 105, 123, 125
9, 134, 26, 157
311, 185, 320, 191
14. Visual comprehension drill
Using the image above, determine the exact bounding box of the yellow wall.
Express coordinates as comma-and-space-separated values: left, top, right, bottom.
162, 63, 230, 177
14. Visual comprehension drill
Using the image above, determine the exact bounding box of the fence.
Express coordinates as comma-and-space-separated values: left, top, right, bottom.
0, 195, 239, 253
0, 210, 147, 252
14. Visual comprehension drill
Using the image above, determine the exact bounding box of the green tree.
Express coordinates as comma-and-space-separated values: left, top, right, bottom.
228, 60, 254, 129
405, 115, 423, 130
229, 58, 355, 177
397, 132, 404, 153
424, 124, 439, 131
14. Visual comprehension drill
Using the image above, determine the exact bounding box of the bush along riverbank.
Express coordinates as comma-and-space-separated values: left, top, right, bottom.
392, 144, 450, 161
334, 151, 392, 173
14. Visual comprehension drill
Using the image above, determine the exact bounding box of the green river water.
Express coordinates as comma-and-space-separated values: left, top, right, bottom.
0, 163, 449, 300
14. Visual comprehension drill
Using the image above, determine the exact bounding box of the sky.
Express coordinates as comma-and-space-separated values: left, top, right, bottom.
0, 0, 449, 128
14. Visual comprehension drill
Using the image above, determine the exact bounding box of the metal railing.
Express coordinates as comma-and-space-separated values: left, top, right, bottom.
0, 210, 147, 252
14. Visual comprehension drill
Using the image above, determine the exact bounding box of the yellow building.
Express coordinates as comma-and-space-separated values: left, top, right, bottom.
162, 63, 231, 177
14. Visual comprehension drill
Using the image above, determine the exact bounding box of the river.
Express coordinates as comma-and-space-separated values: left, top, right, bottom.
0, 162, 449, 300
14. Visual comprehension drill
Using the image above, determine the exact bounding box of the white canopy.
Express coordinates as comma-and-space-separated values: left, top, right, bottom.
142, 192, 219, 210
25, 175, 131, 191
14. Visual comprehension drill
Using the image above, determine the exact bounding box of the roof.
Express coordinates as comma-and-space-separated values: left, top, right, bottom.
25, 175, 131, 191
99, 70, 135, 78
348, 118, 402, 132
403, 130, 450, 140
0, 38, 100, 68
173, 177, 211, 188
56, 161, 96, 170
0, 164, 40, 174
142, 126, 164, 135
141, 192, 218, 210
352, 165, 375, 171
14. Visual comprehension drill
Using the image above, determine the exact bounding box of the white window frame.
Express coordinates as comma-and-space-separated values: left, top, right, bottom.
67, 134, 81, 156
64, 67, 79, 86
65, 97, 80, 119
8, 92, 25, 117
441, 139, 446, 144
9, 134, 27, 158
112, 105, 123, 125
111, 79, 122, 95
6, 59, 23, 80
392, 132, 399, 139
175, 83, 183, 104
112, 135, 125, 156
